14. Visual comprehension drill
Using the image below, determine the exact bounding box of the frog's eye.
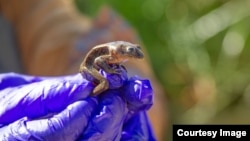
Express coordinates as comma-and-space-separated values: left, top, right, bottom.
127, 47, 135, 52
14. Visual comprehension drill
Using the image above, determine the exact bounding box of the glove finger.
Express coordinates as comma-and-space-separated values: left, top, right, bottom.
119, 77, 155, 141
121, 111, 156, 141
0, 73, 87, 91
99, 65, 128, 89
79, 90, 128, 141
0, 77, 93, 125
123, 76, 154, 112
0, 98, 97, 141
0, 73, 44, 90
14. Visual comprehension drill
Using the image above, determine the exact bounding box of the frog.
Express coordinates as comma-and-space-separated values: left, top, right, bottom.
79, 41, 144, 95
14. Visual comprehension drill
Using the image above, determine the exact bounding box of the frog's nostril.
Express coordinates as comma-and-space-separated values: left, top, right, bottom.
137, 51, 144, 59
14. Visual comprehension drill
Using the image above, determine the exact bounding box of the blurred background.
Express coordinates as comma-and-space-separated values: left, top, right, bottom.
75, 0, 250, 140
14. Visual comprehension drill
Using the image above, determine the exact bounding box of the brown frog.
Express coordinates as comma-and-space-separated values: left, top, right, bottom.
79, 41, 144, 95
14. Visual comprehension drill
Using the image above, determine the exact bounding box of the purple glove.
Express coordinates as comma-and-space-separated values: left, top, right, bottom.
0, 67, 155, 140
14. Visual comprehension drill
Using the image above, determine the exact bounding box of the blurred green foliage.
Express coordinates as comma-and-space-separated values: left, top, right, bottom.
75, 0, 250, 139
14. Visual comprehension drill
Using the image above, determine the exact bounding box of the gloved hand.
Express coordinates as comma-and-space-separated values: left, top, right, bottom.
0, 67, 155, 140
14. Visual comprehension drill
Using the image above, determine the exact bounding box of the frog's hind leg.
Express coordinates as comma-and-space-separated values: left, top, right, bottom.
80, 67, 109, 96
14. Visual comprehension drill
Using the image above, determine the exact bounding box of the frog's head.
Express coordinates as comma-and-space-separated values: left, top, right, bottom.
109, 41, 144, 59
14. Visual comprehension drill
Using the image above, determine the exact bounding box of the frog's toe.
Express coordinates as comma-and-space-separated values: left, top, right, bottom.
91, 80, 109, 96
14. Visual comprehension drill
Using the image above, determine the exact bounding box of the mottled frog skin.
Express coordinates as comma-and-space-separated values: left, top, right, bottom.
79, 41, 144, 95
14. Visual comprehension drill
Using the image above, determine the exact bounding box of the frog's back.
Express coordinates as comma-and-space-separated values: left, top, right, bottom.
83, 46, 110, 69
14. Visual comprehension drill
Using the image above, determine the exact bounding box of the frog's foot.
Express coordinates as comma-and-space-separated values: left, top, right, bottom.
92, 79, 109, 96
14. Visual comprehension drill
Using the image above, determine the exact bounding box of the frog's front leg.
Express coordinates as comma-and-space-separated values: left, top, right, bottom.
94, 55, 120, 74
